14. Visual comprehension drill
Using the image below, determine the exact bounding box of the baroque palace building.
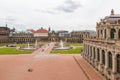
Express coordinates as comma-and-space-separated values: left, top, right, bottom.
82, 9, 120, 80
67, 31, 90, 43
0, 25, 15, 43
9, 32, 35, 43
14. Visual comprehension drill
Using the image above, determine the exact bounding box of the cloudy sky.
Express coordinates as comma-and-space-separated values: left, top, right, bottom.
0, 0, 120, 31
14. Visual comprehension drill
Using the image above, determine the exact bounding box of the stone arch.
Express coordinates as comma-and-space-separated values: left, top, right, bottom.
102, 50, 105, 65
110, 28, 116, 39
117, 54, 120, 73
108, 52, 112, 69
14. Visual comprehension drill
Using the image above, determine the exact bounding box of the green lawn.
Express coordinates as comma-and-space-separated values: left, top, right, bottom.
17, 42, 49, 47
17, 44, 28, 47
51, 42, 83, 54
51, 47, 83, 54
0, 43, 11, 46
0, 48, 33, 54
65, 43, 83, 46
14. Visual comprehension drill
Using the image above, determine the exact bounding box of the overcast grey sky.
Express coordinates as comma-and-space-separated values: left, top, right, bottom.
0, 0, 120, 31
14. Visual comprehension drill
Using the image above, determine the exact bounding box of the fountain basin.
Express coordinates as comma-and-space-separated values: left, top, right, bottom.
54, 46, 72, 50
53, 40, 72, 50
20, 40, 38, 50
20, 46, 37, 50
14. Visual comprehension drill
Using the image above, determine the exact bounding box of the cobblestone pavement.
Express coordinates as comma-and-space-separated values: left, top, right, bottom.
0, 42, 100, 80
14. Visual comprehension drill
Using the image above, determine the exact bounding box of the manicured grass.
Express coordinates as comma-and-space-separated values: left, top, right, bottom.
65, 43, 83, 46
51, 47, 83, 54
0, 41, 49, 47
17, 42, 49, 47
17, 44, 28, 47
0, 43, 11, 46
0, 48, 33, 54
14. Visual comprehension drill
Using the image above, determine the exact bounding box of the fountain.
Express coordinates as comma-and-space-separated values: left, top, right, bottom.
20, 40, 38, 50
54, 40, 71, 50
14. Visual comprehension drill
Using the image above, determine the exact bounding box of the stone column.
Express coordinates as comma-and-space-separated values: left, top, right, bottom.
87, 44, 89, 60
106, 28, 110, 40
95, 48, 98, 61
100, 49, 102, 64
92, 47, 94, 59
115, 29, 119, 40
105, 51, 108, 69
112, 54, 116, 73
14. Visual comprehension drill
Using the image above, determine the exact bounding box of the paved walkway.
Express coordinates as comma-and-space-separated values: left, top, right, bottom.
0, 42, 89, 80
74, 55, 105, 80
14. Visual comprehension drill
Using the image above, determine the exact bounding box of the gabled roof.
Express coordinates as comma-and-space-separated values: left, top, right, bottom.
34, 29, 48, 33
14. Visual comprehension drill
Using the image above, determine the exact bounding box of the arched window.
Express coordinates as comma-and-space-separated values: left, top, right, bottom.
108, 52, 112, 69
93, 47, 95, 59
97, 48, 100, 62
117, 54, 120, 73
102, 50, 105, 65
118, 29, 120, 39
110, 28, 116, 39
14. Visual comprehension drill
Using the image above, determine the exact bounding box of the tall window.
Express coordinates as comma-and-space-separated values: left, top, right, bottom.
108, 52, 112, 69
102, 50, 105, 65
104, 29, 106, 38
118, 20, 120, 24
87, 46, 89, 56
93, 47, 95, 59
117, 54, 120, 73
110, 28, 116, 39
118, 29, 120, 39
98, 30, 99, 38
90, 47, 92, 57
97, 48, 100, 62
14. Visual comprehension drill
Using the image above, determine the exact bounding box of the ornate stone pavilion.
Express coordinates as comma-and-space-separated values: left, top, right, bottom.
82, 9, 120, 80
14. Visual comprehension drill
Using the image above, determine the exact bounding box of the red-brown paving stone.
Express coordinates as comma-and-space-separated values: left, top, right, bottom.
74, 55, 105, 80
0, 43, 89, 80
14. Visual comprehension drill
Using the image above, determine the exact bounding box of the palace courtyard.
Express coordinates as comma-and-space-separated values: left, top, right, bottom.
0, 42, 104, 80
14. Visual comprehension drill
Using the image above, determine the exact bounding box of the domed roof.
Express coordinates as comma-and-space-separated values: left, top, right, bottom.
103, 10, 120, 24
